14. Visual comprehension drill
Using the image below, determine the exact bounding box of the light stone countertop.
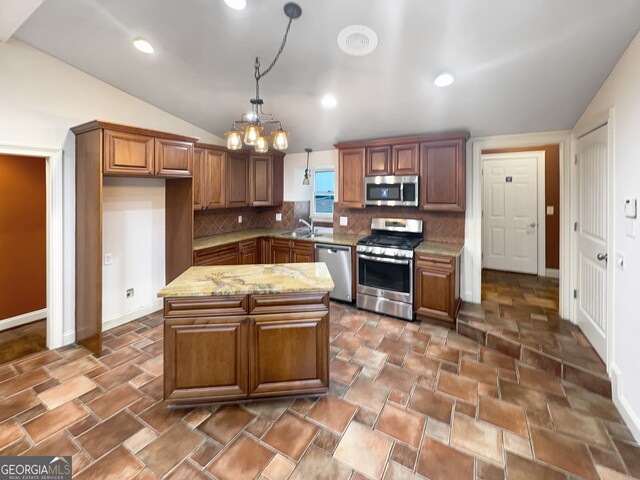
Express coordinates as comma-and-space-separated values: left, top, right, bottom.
158, 263, 335, 297
193, 229, 365, 251
415, 241, 464, 257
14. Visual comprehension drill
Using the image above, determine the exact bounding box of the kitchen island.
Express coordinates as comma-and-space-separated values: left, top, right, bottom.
157, 263, 334, 407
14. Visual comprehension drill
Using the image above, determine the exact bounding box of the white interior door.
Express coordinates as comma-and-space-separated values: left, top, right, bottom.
576, 125, 608, 360
483, 154, 540, 274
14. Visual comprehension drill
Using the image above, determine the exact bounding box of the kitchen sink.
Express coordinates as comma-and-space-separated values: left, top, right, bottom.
280, 231, 328, 239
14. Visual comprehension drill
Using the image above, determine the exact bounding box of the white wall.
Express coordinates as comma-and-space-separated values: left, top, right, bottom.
573, 32, 640, 441
284, 149, 338, 203
102, 178, 166, 329
0, 39, 223, 343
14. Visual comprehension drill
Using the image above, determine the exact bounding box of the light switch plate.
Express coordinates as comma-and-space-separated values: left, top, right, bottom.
616, 252, 625, 270
340, 216, 348, 226
104, 253, 112, 265
546, 206, 554, 215
275, 213, 282, 222
624, 198, 637, 218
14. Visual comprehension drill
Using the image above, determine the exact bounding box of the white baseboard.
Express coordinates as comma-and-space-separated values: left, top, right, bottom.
545, 268, 560, 278
60, 300, 163, 346
0, 308, 47, 332
610, 363, 640, 443
102, 300, 163, 333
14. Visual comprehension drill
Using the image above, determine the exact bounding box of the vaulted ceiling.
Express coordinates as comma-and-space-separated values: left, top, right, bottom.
15, 0, 640, 152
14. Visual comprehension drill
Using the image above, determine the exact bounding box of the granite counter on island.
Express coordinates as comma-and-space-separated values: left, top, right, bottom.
158, 264, 335, 407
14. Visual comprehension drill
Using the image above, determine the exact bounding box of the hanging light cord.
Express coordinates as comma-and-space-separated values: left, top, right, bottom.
254, 15, 294, 101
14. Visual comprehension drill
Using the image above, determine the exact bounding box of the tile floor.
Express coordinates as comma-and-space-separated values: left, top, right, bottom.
1, 285, 639, 479
0, 319, 46, 364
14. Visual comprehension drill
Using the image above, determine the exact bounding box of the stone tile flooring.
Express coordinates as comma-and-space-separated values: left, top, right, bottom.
0, 319, 46, 364
1, 293, 639, 479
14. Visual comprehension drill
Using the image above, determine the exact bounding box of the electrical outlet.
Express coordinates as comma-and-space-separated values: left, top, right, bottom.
238, 215, 243, 224
104, 253, 113, 265
126, 288, 134, 298
340, 216, 348, 226
276, 213, 282, 222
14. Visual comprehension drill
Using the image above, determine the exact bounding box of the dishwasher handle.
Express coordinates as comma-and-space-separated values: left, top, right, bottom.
315, 244, 351, 255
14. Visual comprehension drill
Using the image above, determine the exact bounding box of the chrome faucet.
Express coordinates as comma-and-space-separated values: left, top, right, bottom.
299, 218, 314, 234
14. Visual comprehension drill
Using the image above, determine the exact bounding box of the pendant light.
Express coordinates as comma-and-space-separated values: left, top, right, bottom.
302, 148, 312, 186
224, 2, 302, 153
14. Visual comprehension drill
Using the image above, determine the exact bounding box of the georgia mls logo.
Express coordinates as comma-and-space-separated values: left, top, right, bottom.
0, 456, 72, 480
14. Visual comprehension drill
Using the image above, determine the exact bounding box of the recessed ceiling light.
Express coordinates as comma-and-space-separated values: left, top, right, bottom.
337, 25, 378, 56
133, 38, 154, 54
321, 94, 337, 109
224, 0, 246, 10
434, 73, 454, 87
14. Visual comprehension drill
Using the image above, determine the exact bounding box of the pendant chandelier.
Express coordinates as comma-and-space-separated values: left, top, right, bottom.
224, 2, 302, 153
302, 148, 312, 185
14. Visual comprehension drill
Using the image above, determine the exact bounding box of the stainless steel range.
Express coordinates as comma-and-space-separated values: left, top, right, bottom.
356, 218, 423, 320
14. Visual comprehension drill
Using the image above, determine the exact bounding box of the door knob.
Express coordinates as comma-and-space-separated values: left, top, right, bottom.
597, 253, 608, 262
529, 223, 537, 228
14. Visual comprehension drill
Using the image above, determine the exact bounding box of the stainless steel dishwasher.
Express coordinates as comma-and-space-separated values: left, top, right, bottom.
315, 244, 352, 302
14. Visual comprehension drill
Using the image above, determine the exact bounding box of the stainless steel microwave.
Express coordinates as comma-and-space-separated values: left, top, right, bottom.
364, 175, 419, 207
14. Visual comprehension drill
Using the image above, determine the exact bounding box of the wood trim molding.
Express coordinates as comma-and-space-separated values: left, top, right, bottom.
71, 120, 200, 143
335, 130, 470, 149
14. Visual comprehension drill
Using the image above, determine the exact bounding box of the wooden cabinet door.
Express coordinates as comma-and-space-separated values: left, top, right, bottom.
164, 317, 249, 402
415, 256, 457, 321
271, 239, 291, 264
103, 129, 154, 176
248, 311, 329, 397
365, 146, 392, 176
193, 244, 239, 266
392, 143, 419, 175
338, 147, 366, 209
155, 138, 193, 177
239, 239, 258, 265
250, 155, 273, 206
420, 139, 465, 211
258, 237, 272, 264
193, 148, 206, 210
292, 241, 314, 263
226, 153, 249, 207
205, 149, 226, 209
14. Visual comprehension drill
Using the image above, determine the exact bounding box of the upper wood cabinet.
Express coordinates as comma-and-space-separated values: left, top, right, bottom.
365, 143, 418, 176
250, 155, 272, 206
336, 131, 468, 212
420, 138, 466, 211
104, 130, 155, 176
365, 146, 391, 176
226, 153, 250, 208
193, 148, 226, 211
338, 147, 366, 209
392, 143, 419, 175
155, 138, 193, 177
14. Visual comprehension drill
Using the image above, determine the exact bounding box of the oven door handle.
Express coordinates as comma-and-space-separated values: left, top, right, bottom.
358, 254, 411, 266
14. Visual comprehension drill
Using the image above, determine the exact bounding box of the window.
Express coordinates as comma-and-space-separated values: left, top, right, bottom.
312, 169, 335, 219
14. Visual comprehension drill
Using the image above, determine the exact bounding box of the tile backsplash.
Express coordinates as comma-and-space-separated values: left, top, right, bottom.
194, 201, 310, 238
333, 204, 465, 244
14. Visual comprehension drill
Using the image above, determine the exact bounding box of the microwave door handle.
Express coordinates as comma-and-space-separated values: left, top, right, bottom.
358, 254, 411, 265
400, 182, 403, 202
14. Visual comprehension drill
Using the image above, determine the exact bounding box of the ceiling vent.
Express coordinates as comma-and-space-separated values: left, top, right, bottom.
337, 25, 378, 56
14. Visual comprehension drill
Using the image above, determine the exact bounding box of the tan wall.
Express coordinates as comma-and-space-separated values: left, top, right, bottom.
481, 145, 560, 269
0, 154, 46, 320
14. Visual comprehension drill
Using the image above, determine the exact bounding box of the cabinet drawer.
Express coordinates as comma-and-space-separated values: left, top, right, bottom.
271, 238, 292, 249
164, 296, 248, 318
249, 293, 329, 315
194, 243, 239, 266
416, 254, 455, 268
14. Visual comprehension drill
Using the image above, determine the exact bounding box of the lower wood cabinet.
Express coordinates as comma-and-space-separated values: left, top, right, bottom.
292, 241, 314, 263
163, 293, 330, 405
258, 237, 271, 264
414, 254, 460, 322
272, 239, 314, 264
239, 239, 258, 264
193, 243, 239, 266
271, 239, 292, 264
249, 311, 329, 397
164, 316, 249, 402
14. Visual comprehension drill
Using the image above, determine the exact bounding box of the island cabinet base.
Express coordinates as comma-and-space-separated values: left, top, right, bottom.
163, 292, 330, 406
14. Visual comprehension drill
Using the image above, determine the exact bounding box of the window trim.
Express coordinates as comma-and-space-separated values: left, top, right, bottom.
311, 167, 335, 221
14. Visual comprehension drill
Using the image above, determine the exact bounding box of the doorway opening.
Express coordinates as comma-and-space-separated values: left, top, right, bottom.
0, 154, 47, 363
